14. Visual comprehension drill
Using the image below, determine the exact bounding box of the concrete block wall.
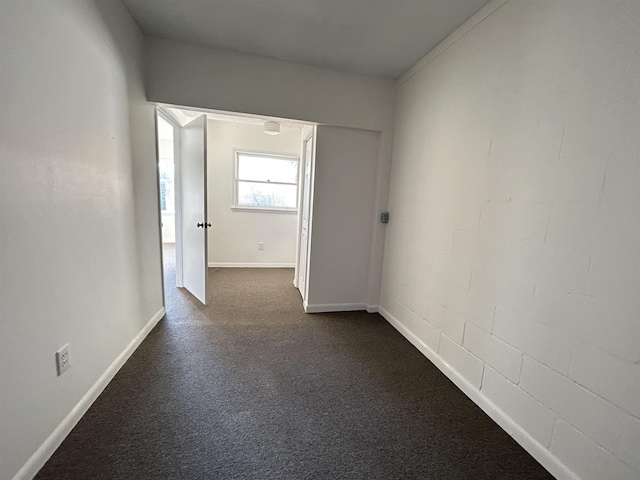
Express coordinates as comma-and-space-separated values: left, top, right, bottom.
380, 1, 640, 479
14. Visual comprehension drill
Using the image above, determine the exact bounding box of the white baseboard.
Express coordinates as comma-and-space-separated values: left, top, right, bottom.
378, 306, 579, 480
304, 302, 367, 313
208, 262, 295, 268
13, 307, 166, 480
302, 303, 379, 314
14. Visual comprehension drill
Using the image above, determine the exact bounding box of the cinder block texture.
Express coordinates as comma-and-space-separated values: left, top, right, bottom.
381, 1, 640, 479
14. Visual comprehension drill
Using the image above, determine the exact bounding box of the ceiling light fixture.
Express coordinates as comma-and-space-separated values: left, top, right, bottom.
264, 121, 281, 135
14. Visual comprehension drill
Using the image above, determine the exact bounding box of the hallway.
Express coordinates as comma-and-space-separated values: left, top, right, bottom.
36, 248, 552, 479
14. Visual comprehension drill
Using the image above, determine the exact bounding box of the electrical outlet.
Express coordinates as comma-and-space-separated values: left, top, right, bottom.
258, 242, 264, 250
56, 344, 70, 376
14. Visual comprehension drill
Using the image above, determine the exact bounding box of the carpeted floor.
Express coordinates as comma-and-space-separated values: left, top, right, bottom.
36, 245, 553, 479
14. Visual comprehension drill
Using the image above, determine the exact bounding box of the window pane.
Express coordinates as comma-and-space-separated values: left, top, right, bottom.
157, 116, 175, 213
159, 180, 167, 211
238, 155, 298, 184
237, 181, 297, 208
158, 162, 175, 212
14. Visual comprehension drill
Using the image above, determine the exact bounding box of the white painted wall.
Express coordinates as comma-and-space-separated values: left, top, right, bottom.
381, 1, 640, 479
161, 212, 176, 243
0, 2, 162, 479
145, 37, 395, 132
207, 119, 300, 266
307, 126, 380, 310
145, 37, 395, 308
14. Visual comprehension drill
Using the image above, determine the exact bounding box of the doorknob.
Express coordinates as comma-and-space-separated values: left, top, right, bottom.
197, 223, 212, 228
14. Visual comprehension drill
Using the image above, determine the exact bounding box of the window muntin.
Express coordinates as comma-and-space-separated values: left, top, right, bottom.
235, 153, 299, 210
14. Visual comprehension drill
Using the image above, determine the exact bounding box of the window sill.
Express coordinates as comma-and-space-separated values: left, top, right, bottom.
230, 206, 298, 214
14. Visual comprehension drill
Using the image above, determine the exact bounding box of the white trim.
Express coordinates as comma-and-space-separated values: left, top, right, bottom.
230, 206, 297, 214
12, 308, 166, 480
303, 303, 368, 313
208, 262, 294, 268
233, 149, 301, 161
366, 304, 379, 313
397, 0, 509, 86
378, 306, 580, 480
364, 130, 389, 310
173, 116, 184, 288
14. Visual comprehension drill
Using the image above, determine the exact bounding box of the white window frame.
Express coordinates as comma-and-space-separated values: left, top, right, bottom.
232, 151, 300, 213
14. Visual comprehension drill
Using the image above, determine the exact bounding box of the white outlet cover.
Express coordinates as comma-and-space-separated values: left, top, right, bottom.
56, 344, 70, 376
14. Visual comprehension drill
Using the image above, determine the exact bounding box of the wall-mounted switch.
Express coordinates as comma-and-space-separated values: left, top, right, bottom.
381, 212, 390, 224
258, 242, 264, 250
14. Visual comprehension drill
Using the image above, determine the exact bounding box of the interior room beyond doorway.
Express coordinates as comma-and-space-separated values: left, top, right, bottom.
156, 106, 315, 308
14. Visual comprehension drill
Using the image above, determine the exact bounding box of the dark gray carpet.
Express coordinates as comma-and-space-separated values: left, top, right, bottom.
36, 245, 553, 479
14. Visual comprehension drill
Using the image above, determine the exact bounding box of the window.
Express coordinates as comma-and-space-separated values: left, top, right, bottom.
157, 115, 175, 213
234, 152, 299, 211
158, 169, 175, 212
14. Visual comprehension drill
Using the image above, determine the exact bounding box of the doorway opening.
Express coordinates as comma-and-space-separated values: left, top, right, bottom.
158, 115, 176, 245
155, 105, 316, 311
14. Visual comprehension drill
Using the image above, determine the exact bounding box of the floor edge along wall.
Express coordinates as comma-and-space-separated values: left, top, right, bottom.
379, 307, 581, 480
12, 308, 166, 480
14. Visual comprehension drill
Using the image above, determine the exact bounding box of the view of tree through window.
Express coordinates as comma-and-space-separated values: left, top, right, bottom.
158, 168, 174, 212
236, 153, 298, 209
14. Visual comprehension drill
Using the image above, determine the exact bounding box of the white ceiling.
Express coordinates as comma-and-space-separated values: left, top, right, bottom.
123, 0, 489, 79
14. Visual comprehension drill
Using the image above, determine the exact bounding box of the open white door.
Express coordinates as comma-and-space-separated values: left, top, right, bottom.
181, 115, 208, 304
297, 129, 314, 300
